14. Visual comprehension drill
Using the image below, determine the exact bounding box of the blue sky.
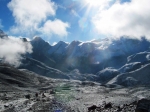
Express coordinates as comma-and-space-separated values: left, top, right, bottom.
0, 0, 149, 45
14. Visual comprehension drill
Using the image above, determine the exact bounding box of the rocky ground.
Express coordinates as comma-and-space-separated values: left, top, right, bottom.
0, 64, 150, 112
0, 79, 150, 112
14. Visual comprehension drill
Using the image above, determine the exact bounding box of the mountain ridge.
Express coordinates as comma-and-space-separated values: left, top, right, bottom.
1, 29, 150, 87
39, 36, 150, 73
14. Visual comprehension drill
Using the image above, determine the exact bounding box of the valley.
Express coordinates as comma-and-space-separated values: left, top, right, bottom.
0, 29, 150, 111
0, 64, 150, 112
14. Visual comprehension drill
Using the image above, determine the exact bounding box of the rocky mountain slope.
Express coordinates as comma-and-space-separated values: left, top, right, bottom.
0, 63, 47, 90
24, 35, 150, 87
1, 29, 150, 111
24, 34, 150, 74
19, 57, 70, 80
0, 63, 150, 112
108, 63, 150, 86
1, 29, 150, 87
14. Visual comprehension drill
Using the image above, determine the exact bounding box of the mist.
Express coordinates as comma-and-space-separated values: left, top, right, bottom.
0, 36, 32, 67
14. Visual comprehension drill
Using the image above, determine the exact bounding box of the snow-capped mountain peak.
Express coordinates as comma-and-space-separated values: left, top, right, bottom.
48, 37, 150, 65
32, 36, 44, 42
48, 41, 69, 54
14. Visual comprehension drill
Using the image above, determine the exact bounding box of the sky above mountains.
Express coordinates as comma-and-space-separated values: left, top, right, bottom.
0, 0, 150, 45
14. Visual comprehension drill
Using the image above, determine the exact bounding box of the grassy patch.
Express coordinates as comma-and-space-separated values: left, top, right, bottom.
54, 84, 75, 102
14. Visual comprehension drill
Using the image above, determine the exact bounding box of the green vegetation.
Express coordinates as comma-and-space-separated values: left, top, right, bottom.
54, 84, 75, 102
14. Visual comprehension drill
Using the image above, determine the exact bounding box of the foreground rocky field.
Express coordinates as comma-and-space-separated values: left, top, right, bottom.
1, 79, 150, 112
0, 64, 150, 112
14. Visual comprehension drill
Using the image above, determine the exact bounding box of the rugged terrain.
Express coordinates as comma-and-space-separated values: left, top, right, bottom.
0, 29, 150, 111
0, 64, 150, 112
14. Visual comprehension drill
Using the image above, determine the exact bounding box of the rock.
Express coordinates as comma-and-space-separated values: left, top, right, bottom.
135, 109, 149, 112
4, 104, 9, 108
42, 93, 46, 98
35, 93, 38, 97
50, 89, 55, 94
42, 98, 46, 102
117, 105, 122, 111
25, 94, 31, 99
104, 102, 113, 109
135, 99, 150, 112
36, 98, 40, 101
3, 93, 6, 97
130, 101, 138, 105
27, 107, 32, 111
88, 105, 97, 111
5, 97, 9, 100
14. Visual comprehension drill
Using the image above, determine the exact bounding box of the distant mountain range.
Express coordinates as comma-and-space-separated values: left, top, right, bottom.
1, 29, 150, 87
23, 35, 150, 72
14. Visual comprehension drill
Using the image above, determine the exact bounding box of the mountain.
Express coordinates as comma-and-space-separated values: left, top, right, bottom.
30, 36, 55, 67
0, 29, 8, 38
49, 37, 150, 62
0, 63, 47, 89
17, 35, 150, 85
19, 57, 70, 79
119, 62, 142, 73
108, 63, 150, 86
1, 29, 150, 86
48, 41, 69, 55
127, 51, 150, 64
96, 68, 120, 83
20, 34, 150, 75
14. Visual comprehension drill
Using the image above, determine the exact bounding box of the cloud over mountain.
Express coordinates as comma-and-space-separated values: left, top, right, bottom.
0, 37, 32, 66
8, 0, 69, 38
40, 19, 69, 37
93, 0, 150, 39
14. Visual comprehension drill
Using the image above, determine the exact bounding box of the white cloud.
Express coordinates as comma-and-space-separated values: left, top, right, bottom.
8, 0, 70, 38
84, 0, 115, 11
0, 37, 32, 66
40, 19, 69, 37
93, 0, 150, 39
85, 0, 111, 6
7, 0, 57, 36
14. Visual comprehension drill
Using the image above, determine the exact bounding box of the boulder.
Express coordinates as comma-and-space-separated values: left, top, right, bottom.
135, 99, 150, 112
